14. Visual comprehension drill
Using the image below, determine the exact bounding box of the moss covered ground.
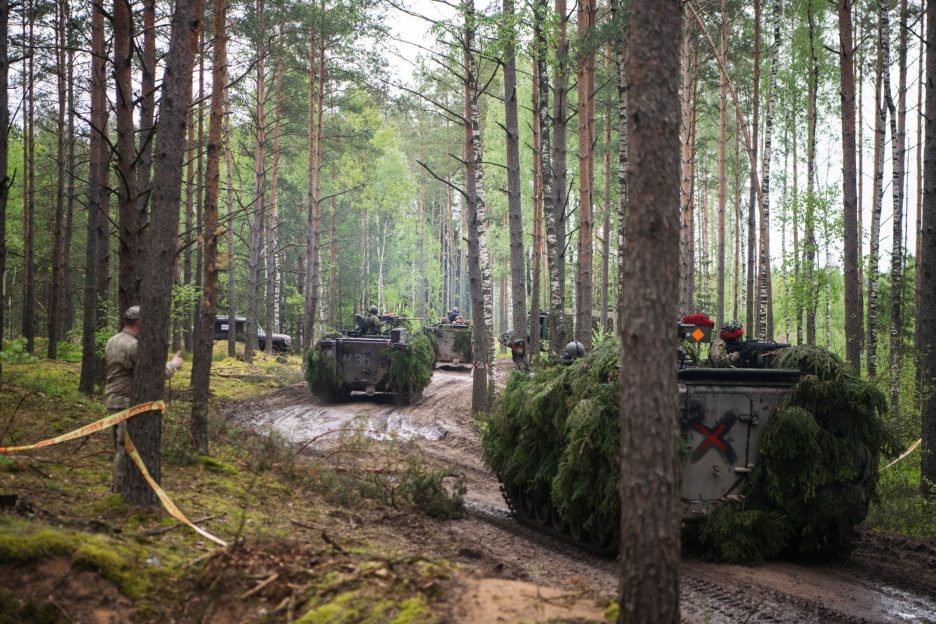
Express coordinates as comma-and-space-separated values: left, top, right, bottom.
0, 341, 457, 623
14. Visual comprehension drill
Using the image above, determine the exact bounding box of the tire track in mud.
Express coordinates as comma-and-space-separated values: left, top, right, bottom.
234, 366, 936, 624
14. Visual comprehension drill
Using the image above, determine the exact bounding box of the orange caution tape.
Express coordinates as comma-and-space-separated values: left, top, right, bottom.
0, 400, 227, 547
122, 432, 228, 547
0, 401, 166, 454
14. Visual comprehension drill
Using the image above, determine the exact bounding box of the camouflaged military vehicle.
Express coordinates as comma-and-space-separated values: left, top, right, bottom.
483, 323, 891, 560
426, 323, 472, 368
306, 325, 435, 405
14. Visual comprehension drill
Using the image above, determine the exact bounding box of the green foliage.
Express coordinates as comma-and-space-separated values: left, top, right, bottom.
385, 331, 435, 405
0, 338, 38, 366
698, 506, 791, 564
394, 456, 466, 520
304, 345, 344, 400
482, 335, 620, 535
866, 456, 936, 539
451, 328, 473, 360
700, 345, 897, 560
484, 338, 895, 562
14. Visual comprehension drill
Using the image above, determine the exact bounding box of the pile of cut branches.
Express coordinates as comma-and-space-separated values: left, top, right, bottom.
385, 330, 435, 405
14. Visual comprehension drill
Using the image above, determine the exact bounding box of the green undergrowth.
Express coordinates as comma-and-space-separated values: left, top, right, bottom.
482, 339, 896, 562
866, 458, 936, 539
0, 347, 461, 621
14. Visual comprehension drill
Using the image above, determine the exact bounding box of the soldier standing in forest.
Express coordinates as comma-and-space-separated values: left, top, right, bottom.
105, 306, 183, 486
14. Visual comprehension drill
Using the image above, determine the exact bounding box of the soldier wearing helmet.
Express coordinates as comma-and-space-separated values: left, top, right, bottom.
447, 306, 460, 323
709, 321, 744, 367
366, 305, 384, 335
558, 340, 586, 364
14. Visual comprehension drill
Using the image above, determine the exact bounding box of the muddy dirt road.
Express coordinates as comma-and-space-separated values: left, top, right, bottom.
235, 367, 936, 623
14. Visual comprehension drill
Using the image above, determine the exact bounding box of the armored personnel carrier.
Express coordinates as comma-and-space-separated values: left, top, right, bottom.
305, 325, 435, 405
426, 323, 472, 368
483, 327, 892, 561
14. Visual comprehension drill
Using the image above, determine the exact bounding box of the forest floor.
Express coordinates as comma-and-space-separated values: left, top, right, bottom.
2, 349, 936, 623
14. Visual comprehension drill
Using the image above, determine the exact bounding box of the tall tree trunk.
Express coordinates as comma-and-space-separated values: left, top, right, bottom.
48, 0, 68, 359
328, 190, 338, 328
868, 0, 887, 376
803, 0, 819, 345
183, 107, 195, 350
920, 0, 936, 498
716, 0, 728, 327
79, 0, 109, 394
549, 0, 569, 356
618, 1, 681, 620
225, 89, 236, 358
530, 60, 544, 357
303, 32, 325, 349
575, 0, 596, 347
118, 0, 203, 505
503, 0, 525, 344
418, 188, 426, 318
465, 0, 496, 411
22, 0, 34, 353
194, 29, 206, 342
756, 0, 780, 340
63, 40, 76, 334
246, 0, 266, 362
115, 0, 138, 317
535, 0, 555, 358
191, 0, 226, 455
136, 0, 156, 274
678, 27, 694, 314
884, 0, 907, 431
746, 0, 761, 334
840, 0, 862, 371
733, 120, 741, 322
614, 0, 628, 335
0, 0, 8, 375
916, 10, 925, 396
266, 50, 283, 352
600, 41, 612, 332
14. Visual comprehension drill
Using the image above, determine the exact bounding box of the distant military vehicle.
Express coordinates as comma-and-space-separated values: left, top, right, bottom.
426, 323, 472, 368
306, 323, 434, 405
214, 315, 293, 353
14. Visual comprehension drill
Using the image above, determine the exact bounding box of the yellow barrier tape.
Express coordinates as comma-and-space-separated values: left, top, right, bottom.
0, 401, 166, 454
122, 433, 228, 547
880, 438, 922, 472
0, 400, 227, 547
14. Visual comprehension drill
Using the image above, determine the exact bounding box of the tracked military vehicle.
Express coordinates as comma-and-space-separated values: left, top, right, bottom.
305, 323, 435, 405
426, 323, 472, 368
483, 324, 892, 561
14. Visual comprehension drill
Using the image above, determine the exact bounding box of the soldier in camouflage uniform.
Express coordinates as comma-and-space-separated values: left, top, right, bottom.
106, 306, 184, 487
708, 321, 745, 368
366, 305, 384, 335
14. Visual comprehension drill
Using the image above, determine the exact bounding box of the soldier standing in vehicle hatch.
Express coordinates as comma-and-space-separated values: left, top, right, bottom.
708, 320, 745, 368
366, 305, 383, 335
105, 306, 184, 486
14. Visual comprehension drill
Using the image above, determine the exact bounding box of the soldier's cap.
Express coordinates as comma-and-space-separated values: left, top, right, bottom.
124, 305, 141, 320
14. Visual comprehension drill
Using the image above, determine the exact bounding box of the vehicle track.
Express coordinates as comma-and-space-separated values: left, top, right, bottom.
234, 365, 936, 623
